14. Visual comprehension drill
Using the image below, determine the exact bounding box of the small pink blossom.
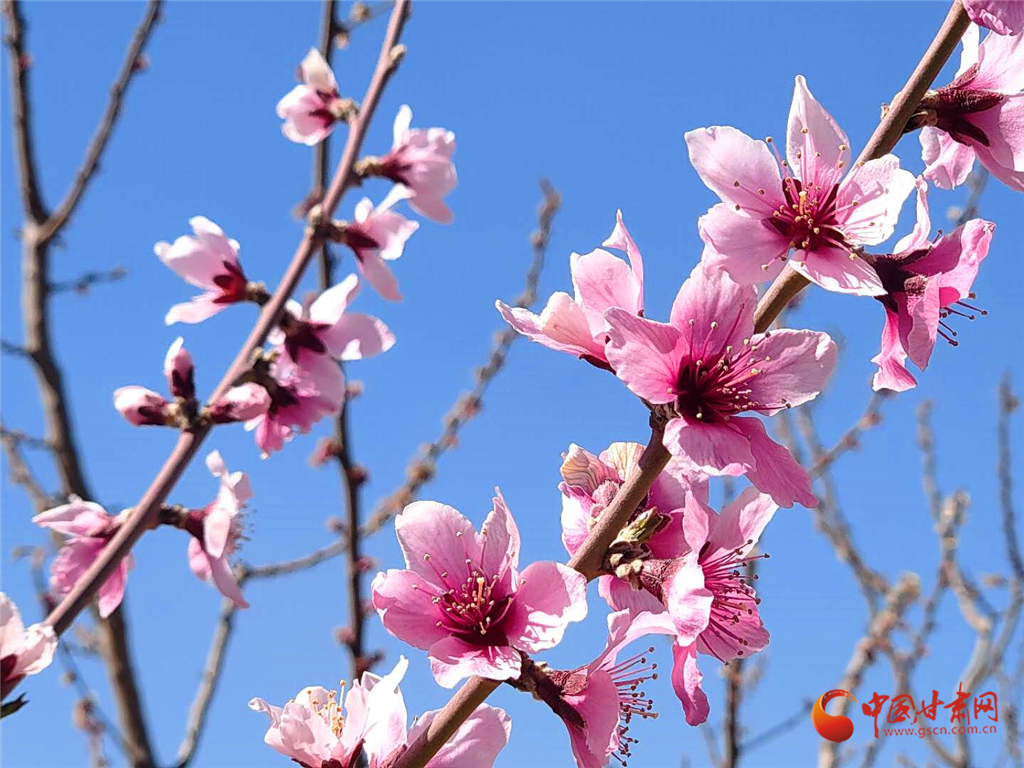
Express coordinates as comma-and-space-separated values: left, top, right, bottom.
1, 592, 57, 699
963, 0, 1024, 35
604, 264, 836, 508
33, 497, 132, 619
559, 441, 705, 614
249, 656, 511, 768
183, 451, 252, 608
687, 76, 916, 295
540, 610, 677, 768
918, 25, 1024, 191
113, 385, 172, 426
378, 105, 457, 224
866, 179, 995, 391
339, 197, 419, 301
497, 210, 644, 370
274, 275, 395, 364
155, 217, 249, 324
372, 492, 588, 687
163, 336, 195, 399
277, 48, 344, 145
245, 353, 345, 458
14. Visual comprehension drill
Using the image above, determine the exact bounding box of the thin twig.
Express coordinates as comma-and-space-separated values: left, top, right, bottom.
365, 180, 561, 534
48, 267, 128, 296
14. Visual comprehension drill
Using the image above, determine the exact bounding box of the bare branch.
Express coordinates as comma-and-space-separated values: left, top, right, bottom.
48, 266, 128, 296
365, 180, 561, 535
38, 2, 162, 242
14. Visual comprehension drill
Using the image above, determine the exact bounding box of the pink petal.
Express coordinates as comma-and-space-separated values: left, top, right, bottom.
731, 417, 816, 509
476, 490, 521, 585
598, 574, 665, 615
671, 642, 710, 726
871, 308, 918, 393
601, 209, 645, 311
936, 219, 995, 304
371, 569, 450, 650
562, 671, 620, 768
165, 293, 228, 325
670, 264, 759, 356
745, 329, 837, 414
96, 560, 129, 618
427, 637, 521, 688
559, 492, 590, 557
395, 501, 478, 584
343, 656, 408, 762
791, 248, 886, 296
496, 294, 605, 361
663, 417, 755, 478
921, 127, 977, 190
570, 247, 642, 330
357, 251, 403, 302
33, 498, 110, 537
662, 557, 714, 646
321, 312, 396, 360
895, 283, 941, 371
965, 0, 1024, 35
188, 538, 212, 581
603, 309, 684, 404
299, 47, 337, 93
504, 561, 588, 653
685, 126, 784, 217
414, 705, 512, 768
787, 76, 850, 191
591, 609, 679, 671
208, 555, 249, 608
708, 487, 778, 553
837, 155, 916, 247
698, 204, 789, 285
893, 177, 933, 253
309, 274, 361, 326
277, 85, 334, 145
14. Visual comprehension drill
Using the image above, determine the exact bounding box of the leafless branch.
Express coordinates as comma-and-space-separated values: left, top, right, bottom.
365, 180, 561, 534
48, 266, 128, 296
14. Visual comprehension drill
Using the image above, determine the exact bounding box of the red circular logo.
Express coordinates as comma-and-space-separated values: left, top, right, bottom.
811, 689, 858, 742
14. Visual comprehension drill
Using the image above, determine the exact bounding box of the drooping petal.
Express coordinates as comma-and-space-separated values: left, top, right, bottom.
921, 127, 978, 190
661, 558, 714, 646
731, 417, 816, 509
671, 642, 710, 726
698, 204, 790, 285
893, 177, 933, 254
663, 418, 756, 478
503, 562, 588, 653
427, 637, 521, 688
357, 251, 403, 302
791, 248, 886, 296
33, 497, 111, 537
207, 555, 249, 609
871, 307, 919, 392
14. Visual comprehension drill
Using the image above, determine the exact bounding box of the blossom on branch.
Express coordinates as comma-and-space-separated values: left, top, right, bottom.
335, 197, 419, 301
371, 492, 588, 687
277, 48, 349, 145
866, 178, 994, 391
183, 451, 252, 607
156, 217, 250, 325
604, 264, 836, 508
497, 210, 644, 370
33, 498, 132, 619
164, 336, 195, 400
376, 105, 458, 224
248, 656, 511, 768
916, 24, 1024, 191
686, 76, 915, 295
113, 385, 173, 426
1, 593, 57, 700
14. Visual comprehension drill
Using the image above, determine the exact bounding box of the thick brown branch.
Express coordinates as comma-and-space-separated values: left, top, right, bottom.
38, 1, 162, 243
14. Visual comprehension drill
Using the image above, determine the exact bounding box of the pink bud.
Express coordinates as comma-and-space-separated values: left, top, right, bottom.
164, 337, 195, 399
113, 386, 172, 426
207, 384, 270, 424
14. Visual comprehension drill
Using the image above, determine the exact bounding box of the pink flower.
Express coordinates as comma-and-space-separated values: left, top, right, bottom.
1, 592, 57, 699
155, 217, 249, 324
865, 179, 995, 392
539, 610, 677, 768
249, 656, 511, 768
497, 210, 644, 370
338, 197, 419, 301
274, 275, 395, 364
558, 441, 705, 614
164, 336, 195, 399
113, 385, 172, 426
183, 451, 252, 608
371, 492, 588, 687
686, 76, 916, 295
378, 105, 457, 224
245, 353, 345, 458
604, 264, 836, 508
917, 25, 1024, 191
33, 497, 132, 619
963, 0, 1024, 35
276, 48, 345, 145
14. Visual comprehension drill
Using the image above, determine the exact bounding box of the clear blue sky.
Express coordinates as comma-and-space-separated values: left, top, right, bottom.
2, 2, 1022, 767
